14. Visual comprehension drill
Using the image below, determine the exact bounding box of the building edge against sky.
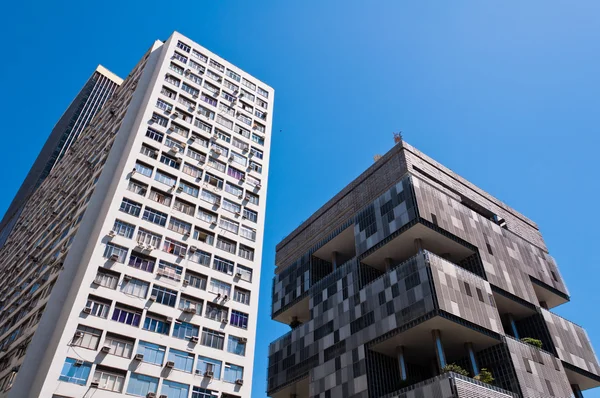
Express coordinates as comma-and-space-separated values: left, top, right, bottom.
267, 139, 600, 398
0, 31, 273, 397
0, 65, 122, 249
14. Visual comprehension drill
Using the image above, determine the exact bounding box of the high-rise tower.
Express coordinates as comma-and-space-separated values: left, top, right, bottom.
268, 140, 599, 398
0, 31, 273, 398
0, 65, 122, 248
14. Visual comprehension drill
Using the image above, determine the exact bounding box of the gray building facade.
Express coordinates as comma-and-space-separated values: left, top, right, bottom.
267, 140, 599, 398
0, 65, 122, 248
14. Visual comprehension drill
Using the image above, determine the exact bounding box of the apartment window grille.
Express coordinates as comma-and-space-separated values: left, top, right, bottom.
205, 302, 228, 322
127, 179, 148, 196
136, 228, 162, 247
142, 207, 168, 227
165, 74, 181, 87
134, 162, 153, 177
143, 313, 170, 335
242, 208, 258, 223
94, 269, 119, 289
158, 260, 183, 281
112, 219, 135, 239
85, 296, 110, 318
192, 50, 207, 62
151, 112, 169, 126
187, 147, 207, 163
154, 170, 177, 187
179, 180, 200, 197
126, 373, 159, 396
93, 366, 125, 392
224, 363, 244, 383
237, 264, 253, 282
189, 248, 212, 266
209, 59, 225, 72
156, 98, 173, 112
196, 356, 222, 379
151, 285, 178, 307
104, 334, 134, 358
120, 277, 149, 298
179, 295, 203, 315
220, 217, 239, 234
104, 243, 128, 263
73, 325, 101, 350
146, 127, 164, 143
170, 62, 184, 75
59, 358, 91, 385
230, 310, 248, 329
216, 237, 236, 254
201, 328, 225, 350
140, 144, 158, 159
163, 238, 187, 257
169, 217, 191, 235
119, 198, 142, 217
207, 157, 226, 173
173, 321, 199, 340
240, 225, 256, 242
128, 253, 155, 273
227, 335, 246, 356
185, 271, 208, 290
173, 52, 188, 64
227, 166, 245, 181
209, 278, 231, 296
233, 287, 250, 305
148, 188, 172, 206
238, 245, 254, 261
182, 162, 202, 178
111, 305, 142, 327
136, 341, 165, 365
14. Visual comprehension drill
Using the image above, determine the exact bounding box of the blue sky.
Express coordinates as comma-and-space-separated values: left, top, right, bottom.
2, 1, 600, 397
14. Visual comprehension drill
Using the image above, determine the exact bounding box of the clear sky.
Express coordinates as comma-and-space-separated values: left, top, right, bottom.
1, 1, 600, 397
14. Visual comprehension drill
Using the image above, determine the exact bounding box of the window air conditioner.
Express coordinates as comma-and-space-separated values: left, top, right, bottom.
74, 331, 83, 338
205, 370, 214, 378
107, 230, 115, 237
239, 337, 248, 343
109, 254, 119, 262
83, 307, 92, 314
149, 295, 157, 301
235, 379, 244, 385
134, 353, 144, 361
190, 336, 199, 343
101, 345, 111, 353
165, 361, 175, 368
221, 317, 228, 324
74, 359, 84, 367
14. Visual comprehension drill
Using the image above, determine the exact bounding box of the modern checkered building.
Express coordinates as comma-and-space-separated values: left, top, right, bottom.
267, 140, 599, 398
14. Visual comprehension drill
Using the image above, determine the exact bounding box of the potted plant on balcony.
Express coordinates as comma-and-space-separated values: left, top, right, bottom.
520, 337, 543, 349
441, 363, 469, 376
474, 368, 494, 384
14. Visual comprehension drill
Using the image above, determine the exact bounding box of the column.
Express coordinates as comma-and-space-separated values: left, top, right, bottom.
331, 251, 340, 271
432, 329, 446, 371
507, 314, 519, 339
465, 342, 479, 376
384, 258, 393, 272
414, 239, 423, 252
571, 384, 584, 398
396, 346, 407, 381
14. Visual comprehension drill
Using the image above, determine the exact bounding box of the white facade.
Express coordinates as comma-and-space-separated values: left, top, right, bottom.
0, 31, 273, 398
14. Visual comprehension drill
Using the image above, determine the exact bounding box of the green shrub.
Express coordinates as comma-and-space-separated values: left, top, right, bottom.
521, 337, 543, 349
442, 363, 469, 376
474, 368, 494, 384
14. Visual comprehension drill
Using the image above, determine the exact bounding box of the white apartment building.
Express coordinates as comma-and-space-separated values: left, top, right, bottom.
0, 31, 273, 398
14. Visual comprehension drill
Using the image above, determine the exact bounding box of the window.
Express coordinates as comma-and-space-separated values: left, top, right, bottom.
161, 380, 189, 398
128, 252, 155, 273
120, 277, 149, 298
183, 162, 202, 178
213, 256, 234, 275
194, 119, 212, 134
182, 82, 199, 97
207, 157, 226, 173
179, 180, 200, 197
243, 208, 258, 223
222, 199, 241, 214
174, 198, 195, 216
201, 328, 225, 350
200, 93, 217, 107
151, 112, 169, 126
142, 207, 168, 226
143, 313, 170, 335
134, 161, 153, 177
206, 69, 222, 82
216, 236, 236, 254
257, 86, 269, 98
168, 349, 194, 373
73, 325, 101, 350
179, 294, 203, 315
94, 269, 119, 289
242, 78, 256, 91
216, 115, 233, 130
187, 147, 207, 163
126, 373, 159, 397
230, 310, 248, 329
156, 98, 173, 112
163, 238, 187, 257
173, 51, 188, 63
238, 245, 254, 261
236, 113, 252, 126
245, 192, 259, 205
185, 71, 202, 87
251, 132, 264, 145
216, 129, 231, 143
165, 74, 181, 87
173, 321, 199, 340
158, 260, 183, 281
189, 248, 212, 266
463, 281, 472, 297
233, 287, 250, 305
227, 335, 246, 356
197, 208, 218, 224
104, 243, 128, 263
112, 219, 135, 239
148, 188, 172, 206
119, 198, 142, 217
161, 85, 177, 99
205, 302, 228, 322
196, 356, 222, 379
204, 81, 219, 95
136, 228, 162, 247
192, 50, 207, 62
93, 366, 125, 392
226, 69, 241, 82
235, 124, 250, 138
111, 305, 142, 327
225, 182, 244, 198
169, 217, 192, 235
127, 179, 148, 196
209, 59, 225, 72
249, 161, 262, 174
224, 79, 239, 92
201, 189, 221, 205
59, 358, 91, 385
229, 152, 247, 167
151, 285, 178, 307
240, 89, 255, 102
170, 62, 185, 75
165, 136, 185, 152
104, 333, 134, 358
224, 363, 244, 383
197, 104, 215, 119
190, 59, 206, 73
220, 218, 239, 234
140, 144, 158, 159
209, 278, 231, 296
221, 91, 237, 102
154, 170, 177, 187
240, 225, 256, 242
193, 387, 219, 398
257, 98, 268, 109
146, 128, 164, 143
137, 341, 165, 365
232, 137, 249, 151
185, 271, 208, 290
227, 166, 245, 181
160, 153, 180, 169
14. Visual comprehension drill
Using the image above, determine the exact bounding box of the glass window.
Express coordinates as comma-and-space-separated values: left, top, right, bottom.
146, 127, 164, 143
104, 333, 134, 358
174, 198, 195, 216
192, 49, 207, 62
154, 170, 177, 187
224, 363, 244, 383
93, 366, 125, 392
236, 113, 252, 126
207, 157, 226, 173
224, 80, 239, 93
209, 279, 231, 296
257, 97, 268, 109
111, 305, 142, 327
160, 153, 180, 169
59, 357, 91, 385
190, 59, 206, 73
163, 237, 188, 257
136, 228, 162, 247
196, 355, 222, 379
152, 112, 169, 126
156, 98, 173, 112
169, 217, 192, 235
168, 348, 194, 373
158, 260, 183, 281
192, 387, 219, 398
161, 380, 189, 398
179, 180, 200, 197
205, 301, 228, 321
185, 270, 208, 289
170, 62, 185, 75
236, 264, 253, 282
187, 147, 207, 162
104, 243, 128, 263
209, 59, 225, 72
216, 237, 236, 254
119, 198, 142, 217
249, 161, 262, 174
245, 192, 259, 205
165, 136, 185, 152
94, 269, 119, 289
230, 310, 248, 329
179, 294, 203, 315
242, 78, 256, 91
112, 219, 135, 239
148, 188, 172, 206
86, 296, 111, 318
143, 313, 170, 335
233, 287, 251, 305
227, 335, 247, 356
243, 208, 258, 223
197, 208, 218, 224
238, 244, 254, 261
220, 217, 239, 234
127, 179, 148, 196
222, 199, 241, 214
120, 276, 149, 298
240, 225, 256, 242
73, 325, 101, 350
137, 341, 165, 366
227, 166, 245, 181
128, 252, 155, 273
142, 207, 168, 226
182, 162, 202, 178
225, 182, 243, 197
216, 115, 233, 130
126, 373, 159, 397
251, 132, 264, 146
200, 189, 220, 205
173, 321, 199, 340
189, 248, 212, 266
201, 328, 225, 350
151, 285, 178, 307
226, 69, 241, 82
257, 86, 269, 98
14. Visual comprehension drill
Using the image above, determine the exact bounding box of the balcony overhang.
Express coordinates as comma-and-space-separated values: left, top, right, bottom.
563, 362, 600, 391
361, 222, 475, 271
492, 287, 538, 321
530, 277, 569, 309
269, 374, 309, 398
312, 226, 356, 263
272, 295, 310, 326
